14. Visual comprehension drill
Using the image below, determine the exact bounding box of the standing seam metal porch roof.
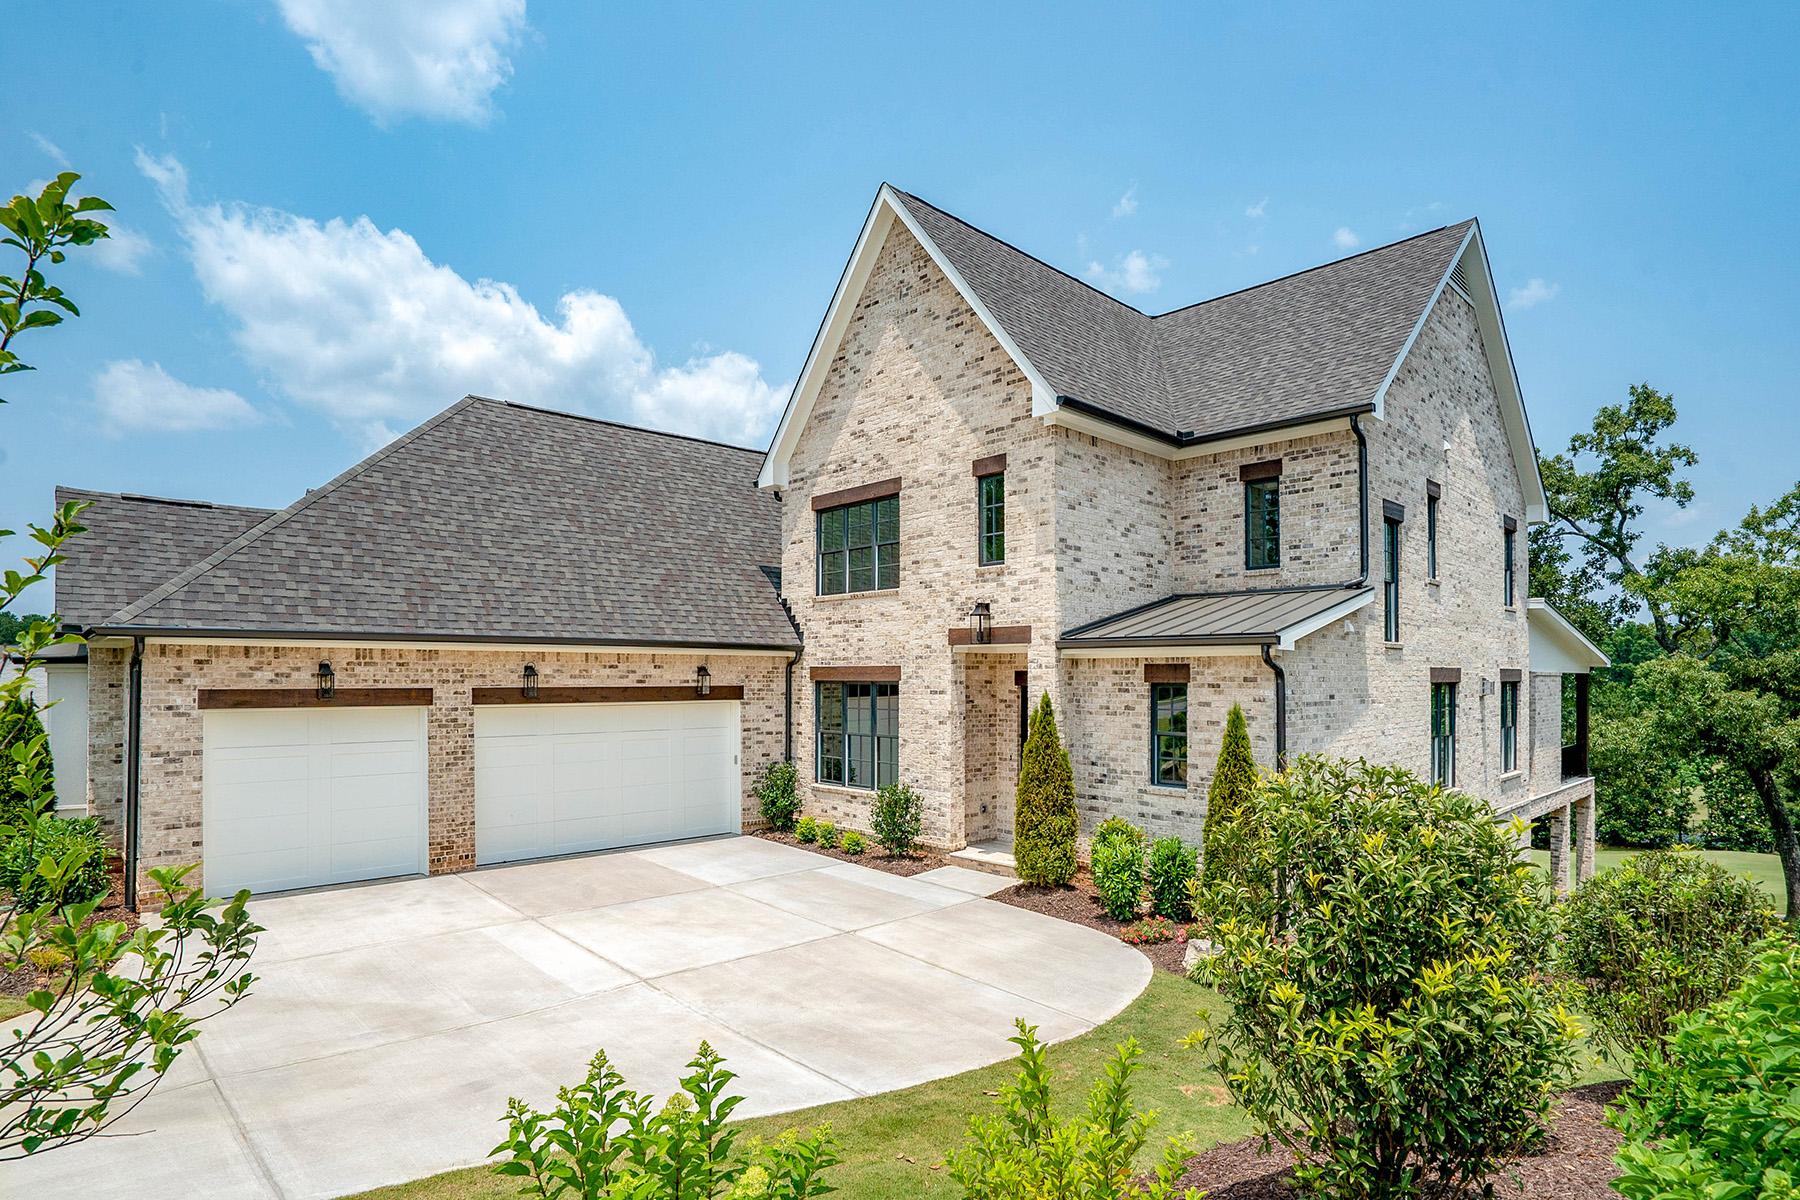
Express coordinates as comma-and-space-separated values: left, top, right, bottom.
1059, 586, 1374, 648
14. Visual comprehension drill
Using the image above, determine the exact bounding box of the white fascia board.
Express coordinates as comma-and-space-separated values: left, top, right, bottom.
1042, 407, 1352, 461
1369, 223, 1476, 423
1276, 588, 1376, 650
759, 185, 1057, 490
135, 635, 798, 658
1526, 598, 1611, 671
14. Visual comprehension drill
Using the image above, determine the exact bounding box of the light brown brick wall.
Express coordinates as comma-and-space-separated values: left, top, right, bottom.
1529, 671, 1563, 786
127, 643, 786, 896
86, 646, 127, 846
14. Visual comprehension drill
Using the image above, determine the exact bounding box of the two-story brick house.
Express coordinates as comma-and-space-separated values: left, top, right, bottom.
49, 185, 1604, 906
758, 186, 1604, 877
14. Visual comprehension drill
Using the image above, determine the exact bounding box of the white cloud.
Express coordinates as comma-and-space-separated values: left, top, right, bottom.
1085, 250, 1168, 295
1333, 227, 1361, 250
1245, 198, 1267, 219
93, 359, 264, 434
30, 133, 70, 168
87, 224, 154, 275
1111, 187, 1138, 219
1508, 278, 1561, 309
273, 0, 528, 126
138, 149, 787, 448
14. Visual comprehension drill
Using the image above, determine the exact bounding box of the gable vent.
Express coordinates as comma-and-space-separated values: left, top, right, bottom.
1449, 260, 1473, 296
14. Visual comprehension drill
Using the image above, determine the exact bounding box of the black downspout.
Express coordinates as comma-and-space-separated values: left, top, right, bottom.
784, 651, 798, 761
1350, 412, 1370, 589
1261, 643, 1288, 769
124, 636, 145, 911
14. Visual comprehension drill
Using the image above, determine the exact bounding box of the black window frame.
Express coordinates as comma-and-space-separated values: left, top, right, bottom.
1503, 525, 1517, 608
1500, 678, 1519, 773
1244, 478, 1281, 570
1383, 517, 1402, 642
1426, 493, 1439, 580
1431, 681, 1457, 787
1150, 683, 1189, 787
816, 495, 899, 596
814, 680, 899, 790
978, 471, 1005, 566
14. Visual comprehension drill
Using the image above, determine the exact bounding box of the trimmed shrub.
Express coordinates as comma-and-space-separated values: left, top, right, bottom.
1194, 755, 1578, 1199
870, 781, 923, 856
754, 759, 801, 832
1091, 816, 1144, 852
947, 1021, 1195, 1200
795, 815, 818, 844
1610, 938, 1800, 1200
1013, 694, 1076, 886
1558, 847, 1779, 1061
0, 815, 111, 908
1144, 836, 1197, 921
1090, 833, 1145, 921
840, 830, 865, 855
1200, 702, 1257, 887
814, 821, 837, 850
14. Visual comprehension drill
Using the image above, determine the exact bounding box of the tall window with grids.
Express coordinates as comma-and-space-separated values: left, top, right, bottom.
1431, 681, 1457, 786
1500, 676, 1519, 772
1502, 517, 1517, 608
815, 681, 898, 789
978, 471, 1004, 565
1151, 683, 1188, 786
1383, 509, 1402, 642
1245, 478, 1280, 570
817, 495, 899, 595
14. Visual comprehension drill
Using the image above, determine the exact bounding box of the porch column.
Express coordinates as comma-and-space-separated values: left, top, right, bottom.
1573, 788, 1596, 884
1546, 803, 1572, 894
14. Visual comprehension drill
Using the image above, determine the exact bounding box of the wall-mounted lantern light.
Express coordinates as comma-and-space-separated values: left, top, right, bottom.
523, 663, 539, 699
695, 664, 712, 697
317, 661, 335, 700
968, 601, 993, 645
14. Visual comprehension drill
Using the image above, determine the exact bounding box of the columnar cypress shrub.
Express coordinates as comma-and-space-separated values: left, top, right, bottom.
1200, 703, 1256, 886
1014, 693, 1076, 886
0, 697, 53, 830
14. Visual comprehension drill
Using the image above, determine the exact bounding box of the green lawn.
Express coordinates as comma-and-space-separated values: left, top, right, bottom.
346, 967, 1627, 1200
1530, 846, 1788, 914
0, 995, 32, 1022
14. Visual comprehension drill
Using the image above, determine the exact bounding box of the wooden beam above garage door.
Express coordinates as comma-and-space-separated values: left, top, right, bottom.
198, 688, 434, 710
470, 685, 746, 705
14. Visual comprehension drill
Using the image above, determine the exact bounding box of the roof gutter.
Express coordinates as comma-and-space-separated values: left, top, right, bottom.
1056, 395, 1375, 450
1056, 633, 1279, 651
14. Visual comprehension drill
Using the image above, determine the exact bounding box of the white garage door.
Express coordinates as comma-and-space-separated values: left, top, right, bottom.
474, 701, 740, 866
202, 707, 429, 897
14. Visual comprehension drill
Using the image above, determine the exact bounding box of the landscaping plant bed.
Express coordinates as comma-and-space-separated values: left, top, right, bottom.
752, 828, 949, 877
993, 869, 1197, 975
1169, 1080, 1628, 1199
0, 863, 143, 997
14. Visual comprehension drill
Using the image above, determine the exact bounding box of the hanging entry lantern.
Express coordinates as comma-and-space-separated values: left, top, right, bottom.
695, 664, 712, 697
968, 601, 993, 645
316, 661, 335, 700
523, 664, 539, 699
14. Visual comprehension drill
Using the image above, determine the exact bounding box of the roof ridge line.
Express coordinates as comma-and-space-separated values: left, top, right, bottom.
101, 396, 484, 627
1149, 219, 1474, 320
491, 398, 767, 457
890, 188, 1153, 320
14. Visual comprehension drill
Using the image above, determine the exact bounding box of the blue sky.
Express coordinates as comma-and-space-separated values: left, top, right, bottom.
4, 1, 1796, 612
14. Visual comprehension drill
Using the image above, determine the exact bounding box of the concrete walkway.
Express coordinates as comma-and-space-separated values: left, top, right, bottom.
3, 836, 1150, 1200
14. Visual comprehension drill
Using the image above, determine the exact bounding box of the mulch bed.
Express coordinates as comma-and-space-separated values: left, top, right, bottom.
992, 868, 1196, 974
752, 829, 950, 877
1170, 1080, 1628, 1198
0, 864, 142, 996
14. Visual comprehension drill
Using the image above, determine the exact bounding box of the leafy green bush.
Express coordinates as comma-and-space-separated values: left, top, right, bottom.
1558, 847, 1779, 1060
813, 821, 836, 850
0, 696, 53, 831
1200, 703, 1257, 887
754, 759, 801, 832
795, 816, 818, 844
493, 1042, 840, 1199
946, 1021, 1197, 1200
1697, 762, 1774, 852
870, 781, 923, 856
840, 830, 865, 855
1014, 694, 1076, 886
0, 815, 110, 908
1090, 832, 1145, 921
1091, 816, 1143, 851
1610, 938, 1800, 1200
1144, 836, 1196, 921
1193, 755, 1578, 1199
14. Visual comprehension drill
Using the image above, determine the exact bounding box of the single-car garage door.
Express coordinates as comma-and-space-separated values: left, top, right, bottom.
474, 701, 740, 865
202, 707, 429, 897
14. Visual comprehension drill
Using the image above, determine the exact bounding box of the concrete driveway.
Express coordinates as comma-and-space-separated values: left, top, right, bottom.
5, 836, 1150, 1200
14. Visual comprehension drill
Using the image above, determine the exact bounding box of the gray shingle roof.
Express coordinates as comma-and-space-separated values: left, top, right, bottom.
1059, 586, 1374, 648
891, 189, 1473, 442
89, 398, 800, 650
53, 488, 275, 628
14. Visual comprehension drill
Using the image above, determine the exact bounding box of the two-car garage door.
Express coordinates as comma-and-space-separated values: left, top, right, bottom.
201, 700, 740, 894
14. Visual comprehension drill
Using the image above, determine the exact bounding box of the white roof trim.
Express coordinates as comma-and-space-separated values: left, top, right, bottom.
1277, 588, 1376, 650
1369, 222, 1548, 524
89, 634, 796, 657
1059, 642, 1272, 660
758, 185, 1056, 489
1042, 408, 1354, 461
1526, 598, 1610, 672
